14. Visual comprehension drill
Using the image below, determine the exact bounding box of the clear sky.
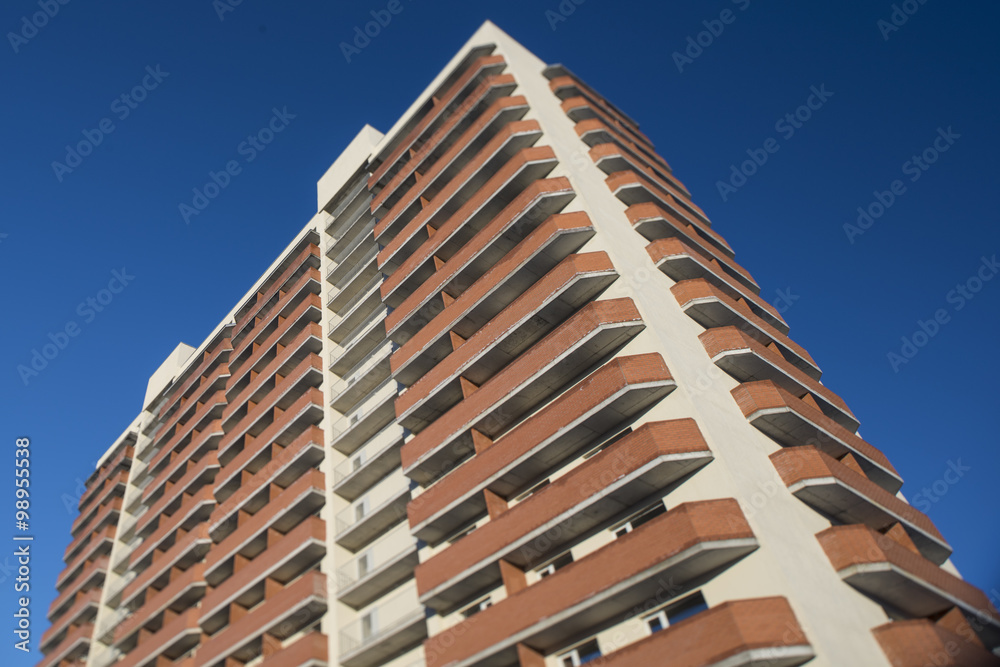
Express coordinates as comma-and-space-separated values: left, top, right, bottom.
2, 0, 998, 662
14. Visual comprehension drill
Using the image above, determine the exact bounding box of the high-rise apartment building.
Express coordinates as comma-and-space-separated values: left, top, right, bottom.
38, 21, 999, 667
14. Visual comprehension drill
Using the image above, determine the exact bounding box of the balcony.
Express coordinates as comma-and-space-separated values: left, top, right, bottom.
232, 243, 321, 342
338, 584, 427, 667
397, 267, 634, 430
40, 589, 100, 652
378, 145, 559, 276
70, 496, 122, 543
337, 523, 419, 610
261, 631, 330, 667
327, 217, 375, 275
624, 198, 733, 264
138, 421, 222, 511
222, 355, 323, 436
731, 380, 902, 494
228, 322, 323, 400
136, 453, 220, 537
372, 84, 526, 215
370, 53, 508, 187
700, 326, 857, 430
417, 418, 714, 612
213, 424, 324, 507
130, 487, 214, 567
328, 277, 383, 345
329, 382, 398, 456
559, 96, 654, 157
376, 107, 539, 255
143, 390, 227, 480
547, 74, 645, 139
381, 178, 579, 320
79, 445, 134, 512
327, 239, 377, 290
384, 196, 592, 359
329, 340, 394, 415
114, 563, 206, 649
199, 516, 326, 632
771, 447, 950, 564
873, 619, 1000, 666
57, 524, 115, 591
231, 269, 322, 361
225, 335, 324, 424
423, 499, 757, 667
671, 278, 820, 378
121, 525, 211, 609
157, 363, 230, 439
597, 597, 813, 667
328, 304, 389, 376
401, 298, 647, 485
36, 621, 93, 667
113, 608, 201, 667
647, 237, 787, 334
408, 353, 677, 544
391, 251, 618, 395
333, 422, 407, 501
819, 524, 1000, 646
157, 340, 232, 421
335, 470, 412, 551
205, 469, 325, 581
193, 570, 327, 667
217, 386, 324, 464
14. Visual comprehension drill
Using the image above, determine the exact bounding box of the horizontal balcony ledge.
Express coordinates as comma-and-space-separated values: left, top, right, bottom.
113, 608, 201, 667
401, 300, 647, 485
732, 380, 902, 494
389, 248, 615, 392
337, 537, 419, 610
36, 622, 93, 667
372, 87, 527, 216
671, 278, 819, 379
818, 524, 1000, 646
873, 619, 1000, 667
378, 146, 559, 276
122, 525, 211, 608
409, 353, 677, 543
423, 499, 757, 667
40, 589, 100, 651
229, 323, 324, 397
158, 342, 232, 420
213, 425, 324, 505
330, 389, 397, 456
199, 516, 326, 631
232, 244, 321, 341
130, 487, 214, 566
333, 423, 407, 502
136, 454, 220, 537
263, 631, 330, 667
649, 238, 787, 334
193, 571, 327, 667
597, 596, 813, 667
418, 419, 714, 612
370, 53, 508, 186
335, 484, 411, 551
701, 326, 856, 430
218, 387, 324, 464
381, 179, 579, 321
771, 446, 950, 564
48, 556, 109, 619
338, 586, 426, 667
114, 563, 206, 648
137, 422, 224, 504
231, 271, 322, 358
593, 151, 707, 230
329, 343, 395, 415
375, 110, 539, 245
205, 470, 325, 579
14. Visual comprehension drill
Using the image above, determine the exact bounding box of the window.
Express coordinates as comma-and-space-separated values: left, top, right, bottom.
644, 591, 708, 634
461, 596, 493, 618
351, 452, 366, 473
360, 610, 378, 640
354, 498, 369, 522
357, 550, 373, 578
560, 638, 602, 666
613, 501, 667, 538
537, 551, 574, 578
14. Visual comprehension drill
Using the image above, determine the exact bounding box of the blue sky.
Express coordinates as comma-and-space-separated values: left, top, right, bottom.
2, 0, 998, 662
